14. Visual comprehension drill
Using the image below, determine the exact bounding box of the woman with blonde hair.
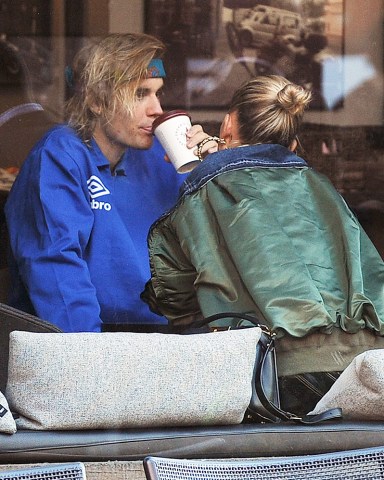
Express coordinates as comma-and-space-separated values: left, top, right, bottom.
143, 75, 384, 414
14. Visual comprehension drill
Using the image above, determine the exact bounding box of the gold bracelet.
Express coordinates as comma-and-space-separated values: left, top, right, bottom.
197, 136, 224, 160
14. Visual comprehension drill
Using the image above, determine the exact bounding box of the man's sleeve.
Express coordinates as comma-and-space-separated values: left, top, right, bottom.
6, 146, 102, 332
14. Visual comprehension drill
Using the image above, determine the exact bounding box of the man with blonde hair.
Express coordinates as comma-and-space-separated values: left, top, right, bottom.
5, 33, 209, 332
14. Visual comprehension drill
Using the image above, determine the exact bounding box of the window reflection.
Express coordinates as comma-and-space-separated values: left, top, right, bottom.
0, 0, 384, 267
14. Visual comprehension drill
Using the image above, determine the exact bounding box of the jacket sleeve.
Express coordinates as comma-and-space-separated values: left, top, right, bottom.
144, 218, 203, 324
6, 145, 101, 332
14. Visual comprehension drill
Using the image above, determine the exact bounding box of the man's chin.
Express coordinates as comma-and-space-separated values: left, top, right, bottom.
135, 137, 154, 150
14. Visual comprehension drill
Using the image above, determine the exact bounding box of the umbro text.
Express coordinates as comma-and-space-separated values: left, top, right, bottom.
91, 199, 112, 211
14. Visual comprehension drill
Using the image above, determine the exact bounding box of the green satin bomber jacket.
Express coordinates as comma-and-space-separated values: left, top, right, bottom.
143, 144, 384, 375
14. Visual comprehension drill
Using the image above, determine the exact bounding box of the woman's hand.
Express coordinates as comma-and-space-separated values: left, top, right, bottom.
186, 125, 220, 160
162, 124, 220, 163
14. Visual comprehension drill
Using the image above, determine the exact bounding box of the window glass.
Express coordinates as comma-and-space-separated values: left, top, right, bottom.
0, 0, 384, 268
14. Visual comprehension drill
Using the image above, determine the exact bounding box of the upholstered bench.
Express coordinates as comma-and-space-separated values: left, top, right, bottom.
2, 421, 384, 463
1, 303, 384, 479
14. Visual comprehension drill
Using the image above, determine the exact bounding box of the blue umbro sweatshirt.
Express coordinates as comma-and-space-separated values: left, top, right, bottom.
5, 125, 185, 332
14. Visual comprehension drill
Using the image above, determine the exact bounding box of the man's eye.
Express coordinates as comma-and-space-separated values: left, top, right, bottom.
135, 88, 163, 101
136, 89, 146, 100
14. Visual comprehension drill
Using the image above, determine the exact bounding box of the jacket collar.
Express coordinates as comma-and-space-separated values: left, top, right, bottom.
181, 144, 307, 196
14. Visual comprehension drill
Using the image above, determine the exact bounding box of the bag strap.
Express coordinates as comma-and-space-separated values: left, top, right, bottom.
256, 336, 342, 424
193, 311, 268, 330
199, 312, 342, 425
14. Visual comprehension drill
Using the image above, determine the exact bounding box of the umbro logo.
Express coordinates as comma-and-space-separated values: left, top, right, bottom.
87, 175, 112, 211
87, 175, 110, 198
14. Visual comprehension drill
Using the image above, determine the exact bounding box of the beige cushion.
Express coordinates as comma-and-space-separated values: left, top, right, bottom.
311, 349, 384, 420
0, 390, 16, 434
6, 329, 261, 430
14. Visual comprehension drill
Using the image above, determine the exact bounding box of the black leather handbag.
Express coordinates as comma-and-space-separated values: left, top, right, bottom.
194, 312, 342, 425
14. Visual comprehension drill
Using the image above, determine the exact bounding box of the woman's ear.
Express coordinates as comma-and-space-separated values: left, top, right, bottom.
220, 113, 233, 143
289, 137, 298, 152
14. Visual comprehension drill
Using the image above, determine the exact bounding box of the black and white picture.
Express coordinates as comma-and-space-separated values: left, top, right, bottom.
145, 0, 344, 110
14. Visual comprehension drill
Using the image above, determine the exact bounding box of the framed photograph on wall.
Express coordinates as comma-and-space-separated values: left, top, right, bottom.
145, 0, 345, 110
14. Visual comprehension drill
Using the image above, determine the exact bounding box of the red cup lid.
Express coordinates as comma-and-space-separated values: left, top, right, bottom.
152, 110, 190, 133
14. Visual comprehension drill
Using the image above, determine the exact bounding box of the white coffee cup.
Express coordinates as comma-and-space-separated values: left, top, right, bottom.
152, 110, 201, 173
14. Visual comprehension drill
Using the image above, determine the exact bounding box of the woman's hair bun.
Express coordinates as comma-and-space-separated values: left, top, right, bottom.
276, 83, 312, 115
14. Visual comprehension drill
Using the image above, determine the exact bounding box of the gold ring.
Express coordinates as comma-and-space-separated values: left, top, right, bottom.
197, 136, 223, 160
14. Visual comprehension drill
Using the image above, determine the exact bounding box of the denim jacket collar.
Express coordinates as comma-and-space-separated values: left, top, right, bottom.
181, 143, 307, 196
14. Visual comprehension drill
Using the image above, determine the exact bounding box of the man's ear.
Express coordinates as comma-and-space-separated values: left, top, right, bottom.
87, 94, 101, 116
289, 137, 298, 152
90, 105, 101, 116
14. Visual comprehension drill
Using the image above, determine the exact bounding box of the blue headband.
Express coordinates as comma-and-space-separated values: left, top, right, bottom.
64, 58, 166, 88
147, 59, 166, 78
65, 65, 74, 88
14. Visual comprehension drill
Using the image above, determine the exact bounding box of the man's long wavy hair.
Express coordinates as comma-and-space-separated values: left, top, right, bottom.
65, 33, 165, 142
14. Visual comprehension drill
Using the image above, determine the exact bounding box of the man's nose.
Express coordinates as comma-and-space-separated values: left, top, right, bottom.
149, 96, 163, 116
